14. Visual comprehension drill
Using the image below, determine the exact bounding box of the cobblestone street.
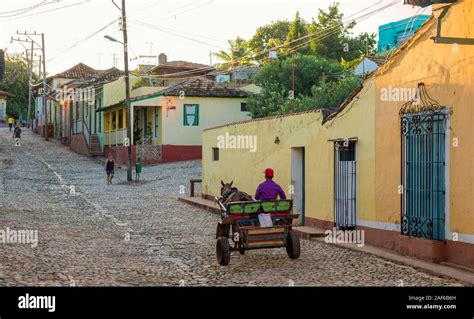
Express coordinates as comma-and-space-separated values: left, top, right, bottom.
0, 128, 465, 286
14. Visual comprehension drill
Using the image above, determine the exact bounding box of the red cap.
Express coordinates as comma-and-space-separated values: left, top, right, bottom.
264, 168, 274, 178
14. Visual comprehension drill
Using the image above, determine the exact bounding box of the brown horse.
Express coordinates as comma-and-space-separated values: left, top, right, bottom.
219, 181, 253, 206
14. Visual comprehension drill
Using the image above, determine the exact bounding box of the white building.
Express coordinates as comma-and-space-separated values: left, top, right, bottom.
354, 56, 387, 76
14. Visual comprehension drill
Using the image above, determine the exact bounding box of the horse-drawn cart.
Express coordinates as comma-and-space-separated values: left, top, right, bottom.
215, 199, 300, 266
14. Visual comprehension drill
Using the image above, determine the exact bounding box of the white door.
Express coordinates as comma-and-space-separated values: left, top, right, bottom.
291, 147, 305, 226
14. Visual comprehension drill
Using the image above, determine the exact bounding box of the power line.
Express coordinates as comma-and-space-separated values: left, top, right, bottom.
139, 0, 399, 79
146, 0, 214, 22
4, 1, 90, 22
129, 20, 227, 49
130, 19, 228, 44
0, 1, 47, 15
0, 0, 57, 18
47, 18, 119, 62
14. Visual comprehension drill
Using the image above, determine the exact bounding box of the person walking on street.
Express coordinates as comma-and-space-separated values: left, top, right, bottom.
13, 124, 22, 146
8, 117, 14, 131
105, 153, 117, 185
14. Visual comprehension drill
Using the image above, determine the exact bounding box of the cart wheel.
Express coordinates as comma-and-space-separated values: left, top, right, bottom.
216, 237, 231, 266
285, 231, 301, 259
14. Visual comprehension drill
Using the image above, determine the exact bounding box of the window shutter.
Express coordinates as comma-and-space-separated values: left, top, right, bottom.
184, 104, 199, 126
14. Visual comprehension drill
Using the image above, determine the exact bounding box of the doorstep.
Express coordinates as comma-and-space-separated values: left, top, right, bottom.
293, 226, 326, 240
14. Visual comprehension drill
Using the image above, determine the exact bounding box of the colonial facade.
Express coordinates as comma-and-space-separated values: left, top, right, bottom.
99, 77, 251, 165
0, 90, 14, 122
201, 0, 474, 270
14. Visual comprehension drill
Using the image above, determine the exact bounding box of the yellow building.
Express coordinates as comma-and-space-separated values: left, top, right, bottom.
202, 0, 474, 270
0, 90, 14, 122
100, 77, 251, 165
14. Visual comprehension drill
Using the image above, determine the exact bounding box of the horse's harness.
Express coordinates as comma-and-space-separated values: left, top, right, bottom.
221, 187, 239, 202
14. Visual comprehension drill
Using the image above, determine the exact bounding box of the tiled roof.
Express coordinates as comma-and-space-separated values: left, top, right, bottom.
149, 60, 213, 74
160, 77, 248, 98
161, 60, 210, 69
203, 108, 337, 132
366, 55, 387, 66
83, 67, 124, 86
52, 63, 101, 80
97, 77, 248, 111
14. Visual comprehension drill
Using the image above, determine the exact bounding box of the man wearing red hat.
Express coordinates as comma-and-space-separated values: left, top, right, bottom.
255, 168, 287, 201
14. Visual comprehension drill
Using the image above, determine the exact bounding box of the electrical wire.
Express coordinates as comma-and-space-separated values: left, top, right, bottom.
0, 1, 47, 15
0, 0, 57, 18
39, 0, 398, 102
4, 1, 90, 22
157, 0, 214, 22
130, 20, 227, 49
47, 18, 120, 63
136, 0, 400, 79
129, 19, 228, 44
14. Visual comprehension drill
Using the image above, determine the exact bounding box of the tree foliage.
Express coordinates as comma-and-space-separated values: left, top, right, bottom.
248, 20, 291, 54
215, 4, 377, 117
285, 12, 309, 54
247, 54, 343, 117
0, 55, 34, 119
308, 3, 376, 61
212, 37, 255, 70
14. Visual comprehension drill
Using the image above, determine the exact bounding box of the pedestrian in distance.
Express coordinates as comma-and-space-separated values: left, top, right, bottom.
8, 117, 14, 131
105, 153, 117, 185
12, 124, 21, 147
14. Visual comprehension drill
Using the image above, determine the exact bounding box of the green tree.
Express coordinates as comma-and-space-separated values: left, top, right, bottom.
285, 11, 309, 53
247, 54, 343, 117
212, 37, 254, 70
0, 55, 33, 119
344, 32, 377, 59
248, 20, 291, 54
310, 74, 362, 109
307, 3, 376, 61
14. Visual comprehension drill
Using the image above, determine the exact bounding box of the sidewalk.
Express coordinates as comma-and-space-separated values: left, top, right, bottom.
179, 195, 474, 286
312, 237, 474, 285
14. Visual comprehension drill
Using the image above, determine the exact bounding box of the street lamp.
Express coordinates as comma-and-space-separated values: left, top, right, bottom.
104, 35, 122, 44
104, 1, 133, 182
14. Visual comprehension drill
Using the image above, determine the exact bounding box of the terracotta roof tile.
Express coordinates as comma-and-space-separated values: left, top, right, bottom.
53, 63, 100, 80
366, 55, 387, 66
149, 60, 213, 74
83, 67, 124, 86
160, 77, 248, 98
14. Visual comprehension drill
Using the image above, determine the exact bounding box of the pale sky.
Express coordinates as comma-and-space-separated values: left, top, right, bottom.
0, 0, 431, 75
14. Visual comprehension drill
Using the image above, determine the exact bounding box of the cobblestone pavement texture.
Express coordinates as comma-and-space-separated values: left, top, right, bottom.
0, 128, 465, 286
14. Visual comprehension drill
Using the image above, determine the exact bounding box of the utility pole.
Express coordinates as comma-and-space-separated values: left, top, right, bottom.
41, 33, 48, 141
291, 50, 295, 113
98, 53, 103, 69
110, 54, 118, 67
27, 41, 34, 128
121, 0, 133, 182
10, 35, 41, 130
15, 31, 48, 140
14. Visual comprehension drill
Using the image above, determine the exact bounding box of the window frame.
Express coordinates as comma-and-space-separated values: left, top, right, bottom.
212, 147, 219, 161
183, 104, 199, 126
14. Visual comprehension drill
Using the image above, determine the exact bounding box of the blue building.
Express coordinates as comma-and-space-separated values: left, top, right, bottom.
377, 15, 430, 53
